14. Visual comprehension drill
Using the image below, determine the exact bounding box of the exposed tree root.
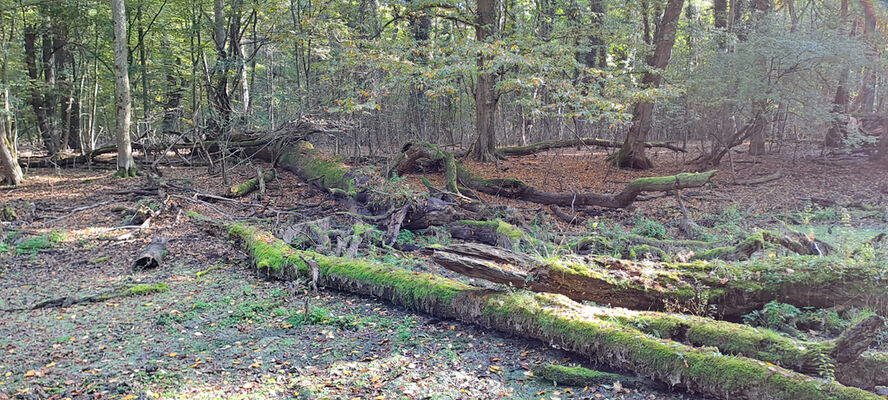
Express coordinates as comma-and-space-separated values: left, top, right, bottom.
428, 243, 888, 318
200, 216, 880, 400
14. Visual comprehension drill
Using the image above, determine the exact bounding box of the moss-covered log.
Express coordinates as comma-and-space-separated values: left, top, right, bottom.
206, 217, 879, 400
533, 364, 640, 387
495, 137, 686, 157
394, 142, 716, 209
429, 243, 888, 318
227, 169, 275, 197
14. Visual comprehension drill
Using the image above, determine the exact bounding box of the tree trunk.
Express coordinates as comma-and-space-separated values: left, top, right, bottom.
394, 142, 714, 209
23, 26, 58, 156
470, 0, 500, 162
0, 126, 21, 185
111, 0, 136, 177
495, 137, 685, 156
612, 0, 685, 169
204, 218, 880, 400
714, 0, 727, 28
428, 242, 888, 318
0, 23, 22, 185
825, 0, 850, 148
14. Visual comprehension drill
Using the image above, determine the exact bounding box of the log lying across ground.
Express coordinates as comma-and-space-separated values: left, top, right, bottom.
429, 243, 888, 318
494, 137, 686, 157
201, 216, 880, 400
227, 169, 275, 197
392, 142, 715, 209
573, 230, 828, 261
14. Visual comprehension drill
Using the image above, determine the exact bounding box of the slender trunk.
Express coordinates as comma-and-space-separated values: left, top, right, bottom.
825, 0, 850, 147
23, 26, 57, 156
470, 0, 500, 162
612, 0, 685, 169
714, 0, 727, 28
111, 0, 136, 176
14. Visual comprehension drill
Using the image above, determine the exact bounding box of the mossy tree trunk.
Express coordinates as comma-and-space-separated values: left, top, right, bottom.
200, 216, 881, 400
394, 142, 716, 209
429, 242, 888, 318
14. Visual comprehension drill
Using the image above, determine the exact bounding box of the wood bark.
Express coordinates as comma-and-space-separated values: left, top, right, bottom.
205, 218, 881, 400
133, 236, 168, 270
394, 142, 715, 209
470, 0, 500, 162
23, 26, 58, 156
495, 137, 685, 156
227, 169, 275, 197
111, 0, 136, 176
428, 242, 888, 318
612, 0, 685, 169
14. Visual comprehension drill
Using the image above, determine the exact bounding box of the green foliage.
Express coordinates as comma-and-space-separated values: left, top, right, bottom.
15, 231, 65, 255
631, 217, 667, 240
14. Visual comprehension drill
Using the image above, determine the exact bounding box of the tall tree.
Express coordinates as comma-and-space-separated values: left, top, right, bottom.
470, 0, 501, 162
0, 17, 22, 185
611, 0, 686, 169
111, 0, 136, 177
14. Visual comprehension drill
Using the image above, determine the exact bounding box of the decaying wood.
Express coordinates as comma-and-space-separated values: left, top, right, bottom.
133, 235, 168, 270
832, 315, 886, 364
3, 282, 168, 312
203, 217, 880, 400
227, 168, 275, 197
484, 137, 686, 157
393, 142, 716, 209
429, 242, 888, 318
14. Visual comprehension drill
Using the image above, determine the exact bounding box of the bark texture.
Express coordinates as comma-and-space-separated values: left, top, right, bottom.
111, 0, 136, 176
203, 217, 880, 400
612, 0, 685, 169
428, 242, 888, 318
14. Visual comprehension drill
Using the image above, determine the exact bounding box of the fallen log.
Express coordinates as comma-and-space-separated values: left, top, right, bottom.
393, 142, 716, 209
429, 243, 888, 318
3, 282, 169, 311
227, 168, 275, 197
495, 137, 686, 157
202, 216, 879, 400
533, 364, 642, 388
133, 235, 167, 270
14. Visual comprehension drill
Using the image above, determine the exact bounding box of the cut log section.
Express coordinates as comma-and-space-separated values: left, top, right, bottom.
133, 235, 168, 270
429, 243, 888, 318
198, 215, 880, 400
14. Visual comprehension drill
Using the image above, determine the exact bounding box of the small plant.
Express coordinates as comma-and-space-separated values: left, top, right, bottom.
396, 228, 416, 245
815, 350, 836, 381
631, 217, 667, 239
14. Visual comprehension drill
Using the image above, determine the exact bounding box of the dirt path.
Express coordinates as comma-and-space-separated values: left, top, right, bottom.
0, 168, 708, 399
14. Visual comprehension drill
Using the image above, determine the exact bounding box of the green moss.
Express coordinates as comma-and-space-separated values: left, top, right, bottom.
228, 223, 470, 309
483, 292, 878, 400
628, 244, 668, 260
125, 282, 169, 296
1, 206, 16, 221
219, 216, 879, 400
16, 235, 56, 255
533, 364, 626, 387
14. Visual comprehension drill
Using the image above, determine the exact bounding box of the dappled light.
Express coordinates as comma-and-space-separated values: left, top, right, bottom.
1, 0, 887, 398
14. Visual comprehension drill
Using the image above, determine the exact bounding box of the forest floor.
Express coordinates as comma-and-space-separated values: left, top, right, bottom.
1, 147, 885, 399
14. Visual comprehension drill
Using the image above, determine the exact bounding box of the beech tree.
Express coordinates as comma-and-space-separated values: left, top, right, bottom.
111, 0, 135, 177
